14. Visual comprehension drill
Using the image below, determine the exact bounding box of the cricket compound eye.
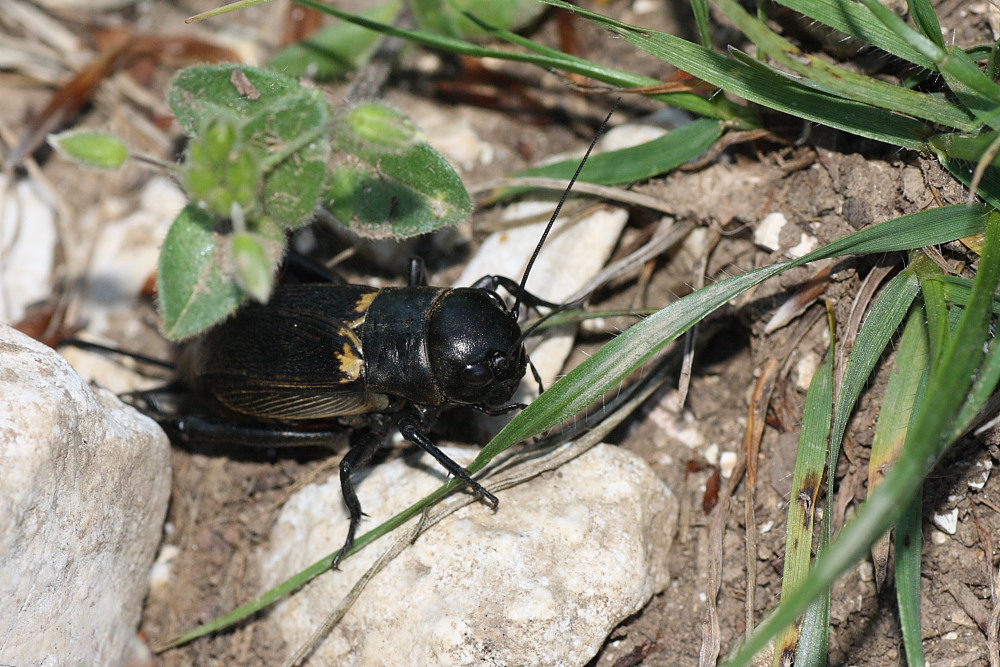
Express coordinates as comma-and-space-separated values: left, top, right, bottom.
460, 361, 494, 388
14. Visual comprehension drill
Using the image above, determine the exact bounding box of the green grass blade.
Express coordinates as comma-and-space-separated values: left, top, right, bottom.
934, 274, 1000, 315
868, 303, 929, 591
691, 0, 712, 47
950, 326, 1000, 441
456, 10, 746, 121
937, 157, 1000, 210
513, 118, 723, 186
930, 131, 1000, 167
820, 267, 920, 664
727, 53, 931, 148
867, 300, 930, 665
895, 492, 926, 667
776, 316, 834, 666
907, 0, 945, 49
773, 0, 933, 68
938, 49, 1000, 128
855, 0, 1000, 109
725, 212, 1000, 667
802, 204, 989, 255
268, 0, 402, 79
829, 268, 920, 464
916, 255, 951, 363
544, 0, 933, 149
291, 0, 732, 120
794, 595, 831, 667
714, 0, 975, 131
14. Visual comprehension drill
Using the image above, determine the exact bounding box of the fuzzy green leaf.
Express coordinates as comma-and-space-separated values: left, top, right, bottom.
325, 142, 472, 238
158, 205, 245, 340
48, 130, 128, 169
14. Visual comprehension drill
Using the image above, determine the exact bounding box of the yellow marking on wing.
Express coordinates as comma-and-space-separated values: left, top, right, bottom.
345, 291, 378, 327
338, 341, 364, 380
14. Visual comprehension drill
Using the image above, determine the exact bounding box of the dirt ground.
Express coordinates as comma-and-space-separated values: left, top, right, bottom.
3, 0, 1000, 666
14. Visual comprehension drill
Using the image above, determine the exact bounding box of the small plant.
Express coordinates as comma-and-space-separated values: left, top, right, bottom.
55, 62, 472, 339
159, 64, 472, 338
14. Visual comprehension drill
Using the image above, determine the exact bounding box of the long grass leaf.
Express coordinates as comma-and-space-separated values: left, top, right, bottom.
714, 0, 975, 131
915, 254, 952, 363
830, 269, 920, 474
868, 304, 929, 591
868, 300, 931, 667
907, 0, 945, 49
951, 329, 1000, 441
691, 0, 712, 47
776, 314, 834, 666
938, 49, 1000, 128
513, 118, 723, 186
457, 10, 743, 120
934, 274, 1000, 314
855, 0, 1000, 108
930, 131, 1000, 167
773, 0, 933, 68
474, 203, 987, 467
544, 0, 933, 149
895, 495, 926, 667
937, 157, 1000, 210
291, 0, 733, 120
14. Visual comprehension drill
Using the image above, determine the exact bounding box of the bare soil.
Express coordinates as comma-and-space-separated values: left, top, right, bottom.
2, 1, 999, 666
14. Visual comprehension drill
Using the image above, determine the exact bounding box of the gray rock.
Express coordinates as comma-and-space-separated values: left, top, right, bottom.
0, 325, 171, 665
260, 443, 676, 666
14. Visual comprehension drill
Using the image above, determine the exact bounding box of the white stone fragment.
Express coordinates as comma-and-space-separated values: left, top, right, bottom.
933, 508, 959, 535
795, 351, 822, 390
597, 123, 667, 152
754, 212, 818, 259
719, 451, 738, 478
407, 101, 495, 170
426, 120, 494, 170
0, 174, 57, 324
754, 212, 788, 252
0, 324, 172, 666
632, 0, 660, 15
787, 233, 819, 259
259, 444, 677, 667
646, 392, 704, 450
969, 460, 992, 491
149, 544, 181, 594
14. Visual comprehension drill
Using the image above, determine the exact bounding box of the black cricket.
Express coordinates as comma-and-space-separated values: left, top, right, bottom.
172, 111, 612, 566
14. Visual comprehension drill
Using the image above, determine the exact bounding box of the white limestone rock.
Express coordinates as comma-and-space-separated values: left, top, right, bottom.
260, 443, 677, 666
0, 325, 171, 665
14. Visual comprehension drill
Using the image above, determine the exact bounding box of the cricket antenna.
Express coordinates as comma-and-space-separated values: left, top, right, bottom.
510, 99, 620, 321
